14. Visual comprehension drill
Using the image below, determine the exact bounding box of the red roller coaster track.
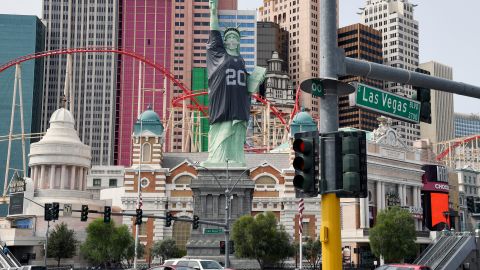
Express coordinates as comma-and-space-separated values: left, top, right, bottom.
436, 135, 480, 161
0, 47, 292, 132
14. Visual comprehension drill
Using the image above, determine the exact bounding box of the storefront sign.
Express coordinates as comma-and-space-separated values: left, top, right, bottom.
8, 193, 24, 215
422, 181, 449, 193
386, 192, 400, 207
8, 173, 26, 194
402, 206, 423, 219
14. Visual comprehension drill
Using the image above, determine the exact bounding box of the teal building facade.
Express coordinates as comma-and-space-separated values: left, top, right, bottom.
0, 15, 45, 215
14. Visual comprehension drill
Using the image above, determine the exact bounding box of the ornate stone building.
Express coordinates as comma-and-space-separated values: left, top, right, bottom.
120, 111, 430, 268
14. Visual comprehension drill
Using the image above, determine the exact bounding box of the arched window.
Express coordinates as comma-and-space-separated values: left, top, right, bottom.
175, 175, 192, 189
172, 215, 191, 251
255, 175, 277, 191
142, 143, 151, 162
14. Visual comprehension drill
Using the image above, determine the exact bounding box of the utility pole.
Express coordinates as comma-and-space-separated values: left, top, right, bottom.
319, 0, 342, 269
316, 1, 480, 269
44, 220, 50, 267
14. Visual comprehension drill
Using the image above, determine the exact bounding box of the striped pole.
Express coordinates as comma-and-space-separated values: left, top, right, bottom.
299, 198, 304, 269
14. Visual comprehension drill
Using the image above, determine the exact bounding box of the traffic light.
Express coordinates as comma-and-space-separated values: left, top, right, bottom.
220, 241, 225, 255
135, 208, 143, 225
52, 202, 60, 220
338, 131, 368, 198
467, 196, 475, 213
104, 206, 112, 223
414, 68, 431, 124
229, 240, 234, 254
165, 211, 173, 227
292, 131, 319, 197
193, 215, 200, 229
81, 205, 89, 222
44, 203, 52, 221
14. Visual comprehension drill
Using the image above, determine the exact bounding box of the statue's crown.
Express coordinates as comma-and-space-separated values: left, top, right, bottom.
224, 27, 241, 38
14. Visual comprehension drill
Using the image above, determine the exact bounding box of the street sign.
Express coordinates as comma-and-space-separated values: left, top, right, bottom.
63, 203, 72, 217
349, 83, 420, 123
300, 78, 355, 97
300, 78, 325, 97
203, 228, 224, 234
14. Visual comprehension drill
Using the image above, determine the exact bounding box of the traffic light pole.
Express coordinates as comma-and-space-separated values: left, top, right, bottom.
21, 197, 51, 267
319, 0, 480, 268
343, 57, 480, 99
44, 221, 49, 267
319, 0, 342, 269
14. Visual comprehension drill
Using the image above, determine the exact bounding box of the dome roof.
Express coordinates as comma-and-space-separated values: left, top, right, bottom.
29, 108, 91, 168
134, 108, 164, 136
139, 109, 161, 122
49, 108, 75, 128
290, 111, 317, 136
292, 111, 315, 125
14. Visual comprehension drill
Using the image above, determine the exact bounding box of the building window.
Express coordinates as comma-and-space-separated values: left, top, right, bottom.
255, 176, 277, 190
142, 143, 151, 162
172, 215, 192, 250
140, 178, 150, 188
93, 178, 101, 187
175, 175, 193, 189
109, 179, 117, 187
139, 222, 147, 236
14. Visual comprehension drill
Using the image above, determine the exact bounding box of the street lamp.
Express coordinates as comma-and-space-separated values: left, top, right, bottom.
442, 211, 450, 231
190, 160, 267, 268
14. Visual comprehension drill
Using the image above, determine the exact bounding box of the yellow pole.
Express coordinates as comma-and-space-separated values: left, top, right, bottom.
321, 193, 342, 269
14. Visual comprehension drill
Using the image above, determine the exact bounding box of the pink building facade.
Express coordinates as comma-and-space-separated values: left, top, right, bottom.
117, 0, 173, 166
169, 0, 237, 152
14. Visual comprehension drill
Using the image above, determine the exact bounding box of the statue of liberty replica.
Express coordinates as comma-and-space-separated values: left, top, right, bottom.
201, 0, 266, 167
187, 0, 267, 260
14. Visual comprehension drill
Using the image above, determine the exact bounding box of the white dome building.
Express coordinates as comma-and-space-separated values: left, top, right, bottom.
1, 108, 110, 267
29, 108, 91, 196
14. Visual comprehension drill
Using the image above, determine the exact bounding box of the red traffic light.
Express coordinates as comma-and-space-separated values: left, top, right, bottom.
293, 139, 312, 154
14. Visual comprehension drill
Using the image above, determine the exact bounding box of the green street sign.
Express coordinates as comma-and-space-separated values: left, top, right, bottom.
203, 228, 224, 234
300, 79, 325, 97
349, 83, 420, 123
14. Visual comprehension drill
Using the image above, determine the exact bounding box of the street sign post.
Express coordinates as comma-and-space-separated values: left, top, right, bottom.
349, 83, 421, 123
203, 228, 224, 234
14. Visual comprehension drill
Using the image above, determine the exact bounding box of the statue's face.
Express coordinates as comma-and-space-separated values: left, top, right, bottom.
224, 32, 240, 53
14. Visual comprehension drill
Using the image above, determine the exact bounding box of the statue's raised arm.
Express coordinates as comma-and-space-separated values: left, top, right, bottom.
209, 0, 219, 31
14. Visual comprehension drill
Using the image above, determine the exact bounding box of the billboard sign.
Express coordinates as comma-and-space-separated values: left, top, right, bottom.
8, 193, 24, 215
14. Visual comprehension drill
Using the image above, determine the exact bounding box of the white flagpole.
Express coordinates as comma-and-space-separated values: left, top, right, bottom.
299, 198, 304, 270
134, 109, 143, 269
299, 231, 303, 270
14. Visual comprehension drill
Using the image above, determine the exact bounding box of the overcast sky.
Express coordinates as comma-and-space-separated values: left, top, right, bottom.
1, 0, 479, 114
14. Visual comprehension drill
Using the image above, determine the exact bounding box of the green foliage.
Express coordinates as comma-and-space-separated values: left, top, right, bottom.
80, 219, 140, 268
232, 212, 294, 269
369, 206, 417, 263
47, 222, 78, 266
150, 238, 184, 263
303, 238, 322, 270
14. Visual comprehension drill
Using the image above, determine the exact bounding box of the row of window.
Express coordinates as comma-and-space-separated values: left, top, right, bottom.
92, 178, 117, 187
